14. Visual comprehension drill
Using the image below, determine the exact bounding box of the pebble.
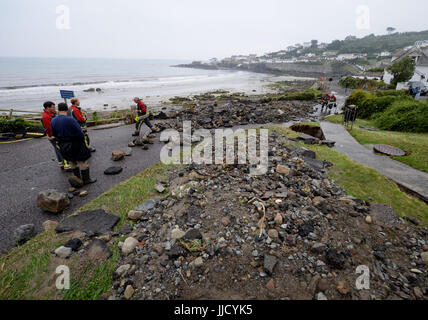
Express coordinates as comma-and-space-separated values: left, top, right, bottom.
124, 285, 135, 299
55, 246, 72, 259
121, 237, 139, 255
365, 216, 372, 224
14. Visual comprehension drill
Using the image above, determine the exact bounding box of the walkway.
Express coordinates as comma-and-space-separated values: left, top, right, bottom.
320, 120, 428, 202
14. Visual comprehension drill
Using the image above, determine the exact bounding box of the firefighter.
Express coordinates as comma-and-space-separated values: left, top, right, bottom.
51, 103, 97, 187
132, 97, 159, 137
328, 92, 337, 114
41, 101, 72, 171
68, 98, 96, 152
321, 93, 330, 112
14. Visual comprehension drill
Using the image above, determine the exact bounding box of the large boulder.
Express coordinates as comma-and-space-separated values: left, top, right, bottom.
13, 224, 36, 246
111, 150, 125, 161
37, 189, 70, 213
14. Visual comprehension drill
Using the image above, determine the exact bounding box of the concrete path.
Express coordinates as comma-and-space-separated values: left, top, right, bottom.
320, 120, 428, 202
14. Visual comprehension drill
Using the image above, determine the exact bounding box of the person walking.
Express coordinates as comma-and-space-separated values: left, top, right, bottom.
68, 98, 96, 152
51, 102, 97, 187
414, 86, 421, 100
41, 101, 72, 171
132, 97, 158, 137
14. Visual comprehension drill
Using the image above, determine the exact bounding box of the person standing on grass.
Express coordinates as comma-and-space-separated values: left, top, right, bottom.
414, 86, 421, 100
132, 97, 159, 137
68, 98, 96, 152
51, 102, 97, 187
41, 101, 72, 172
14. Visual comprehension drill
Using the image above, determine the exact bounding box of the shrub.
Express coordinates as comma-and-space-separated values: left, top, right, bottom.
339, 76, 386, 90
0, 118, 42, 133
345, 90, 374, 107
280, 89, 322, 101
358, 95, 411, 119
373, 100, 428, 133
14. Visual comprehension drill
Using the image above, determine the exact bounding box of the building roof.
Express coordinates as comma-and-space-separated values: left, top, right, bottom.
392, 46, 428, 66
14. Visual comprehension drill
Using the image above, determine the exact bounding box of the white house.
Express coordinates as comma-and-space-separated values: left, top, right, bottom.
337, 54, 358, 61
383, 46, 428, 86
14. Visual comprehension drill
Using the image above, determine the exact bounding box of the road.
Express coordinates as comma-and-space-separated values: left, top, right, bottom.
0, 123, 164, 251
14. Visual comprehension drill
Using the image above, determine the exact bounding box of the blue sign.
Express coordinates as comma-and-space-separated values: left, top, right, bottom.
60, 90, 75, 99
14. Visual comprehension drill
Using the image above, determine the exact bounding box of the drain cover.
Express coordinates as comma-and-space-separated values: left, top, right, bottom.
373, 144, 406, 157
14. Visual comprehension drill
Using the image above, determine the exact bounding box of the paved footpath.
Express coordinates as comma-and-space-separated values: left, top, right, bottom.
320, 120, 428, 202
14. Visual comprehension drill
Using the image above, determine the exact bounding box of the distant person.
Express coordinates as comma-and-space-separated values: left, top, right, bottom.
51, 103, 97, 187
68, 98, 96, 152
132, 97, 159, 137
321, 93, 330, 112
414, 86, 421, 100
41, 101, 72, 171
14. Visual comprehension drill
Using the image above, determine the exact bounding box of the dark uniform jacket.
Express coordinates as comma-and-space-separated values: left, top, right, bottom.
51, 115, 91, 162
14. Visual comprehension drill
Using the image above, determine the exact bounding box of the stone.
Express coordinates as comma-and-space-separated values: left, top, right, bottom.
104, 167, 123, 175
421, 252, 428, 265
79, 190, 88, 197
87, 239, 112, 260
311, 242, 327, 254
296, 148, 316, 159
37, 189, 70, 213
268, 229, 278, 239
183, 229, 203, 240
122, 237, 139, 255
325, 249, 345, 270
155, 184, 166, 193
221, 216, 230, 226
274, 213, 283, 226
336, 281, 350, 295
13, 224, 36, 246
365, 216, 372, 224
124, 285, 135, 299
266, 279, 275, 291
115, 264, 131, 277
64, 238, 83, 251
316, 292, 328, 300
55, 209, 120, 235
312, 196, 326, 206
264, 254, 277, 275
171, 228, 186, 240
169, 244, 186, 259
111, 150, 125, 161
369, 204, 400, 227
276, 165, 290, 175
317, 279, 329, 292
134, 199, 156, 212
42, 220, 58, 232
321, 140, 336, 148
55, 246, 72, 259
404, 216, 419, 226
128, 210, 144, 221
193, 257, 204, 268
123, 147, 132, 156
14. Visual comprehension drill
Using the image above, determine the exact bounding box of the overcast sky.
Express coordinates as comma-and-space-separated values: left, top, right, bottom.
1, 0, 427, 60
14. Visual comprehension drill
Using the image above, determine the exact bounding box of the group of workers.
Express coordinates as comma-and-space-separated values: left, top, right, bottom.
321, 92, 337, 113
41, 96, 155, 188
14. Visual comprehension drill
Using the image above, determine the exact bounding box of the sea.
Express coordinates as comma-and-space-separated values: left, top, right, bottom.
0, 57, 280, 113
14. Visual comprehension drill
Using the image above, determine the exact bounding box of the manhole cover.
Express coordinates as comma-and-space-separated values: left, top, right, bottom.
373, 144, 406, 157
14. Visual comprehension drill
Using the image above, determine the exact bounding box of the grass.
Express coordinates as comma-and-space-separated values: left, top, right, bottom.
0, 161, 174, 300
270, 126, 428, 227
325, 114, 428, 173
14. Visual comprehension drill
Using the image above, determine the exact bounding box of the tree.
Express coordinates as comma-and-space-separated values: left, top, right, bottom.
387, 57, 416, 86
387, 27, 396, 35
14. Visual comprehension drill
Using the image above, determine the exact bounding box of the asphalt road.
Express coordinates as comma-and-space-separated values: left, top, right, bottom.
0, 123, 164, 251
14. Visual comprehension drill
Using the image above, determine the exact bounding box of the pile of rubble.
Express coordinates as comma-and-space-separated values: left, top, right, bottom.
107, 131, 428, 300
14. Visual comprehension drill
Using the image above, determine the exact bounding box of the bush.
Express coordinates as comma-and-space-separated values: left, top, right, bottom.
373, 100, 428, 133
280, 89, 322, 101
345, 90, 374, 107
358, 95, 411, 119
0, 118, 42, 133
339, 76, 387, 90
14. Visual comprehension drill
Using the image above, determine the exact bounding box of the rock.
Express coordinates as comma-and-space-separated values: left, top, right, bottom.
183, 229, 203, 240
298, 221, 314, 237
171, 228, 186, 240
111, 150, 125, 161
311, 242, 327, 254
87, 239, 112, 260
115, 264, 131, 277
155, 184, 166, 193
124, 285, 135, 299
317, 279, 329, 292
325, 249, 345, 270
55, 209, 120, 235
193, 257, 204, 268
13, 224, 36, 246
55, 246, 72, 259
64, 238, 83, 251
221, 216, 230, 226
369, 204, 399, 227
37, 189, 70, 213
365, 216, 372, 224
268, 229, 278, 239
312, 196, 326, 206
421, 252, 428, 265
128, 210, 144, 221
42, 220, 58, 232
297, 133, 318, 145
123, 147, 132, 156
79, 190, 88, 197
316, 292, 328, 300
276, 165, 290, 175
119, 226, 132, 235
321, 140, 336, 148
266, 279, 275, 291
134, 199, 156, 212
169, 244, 186, 259
274, 213, 283, 226
264, 254, 277, 275
336, 281, 350, 295
404, 216, 419, 226
104, 167, 123, 175
122, 237, 139, 255
296, 148, 316, 159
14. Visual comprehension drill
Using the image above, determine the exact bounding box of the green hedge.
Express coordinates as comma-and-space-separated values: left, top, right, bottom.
279, 89, 322, 101
0, 118, 42, 133
339, 76, 387, 90
373, 100, 428, 133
